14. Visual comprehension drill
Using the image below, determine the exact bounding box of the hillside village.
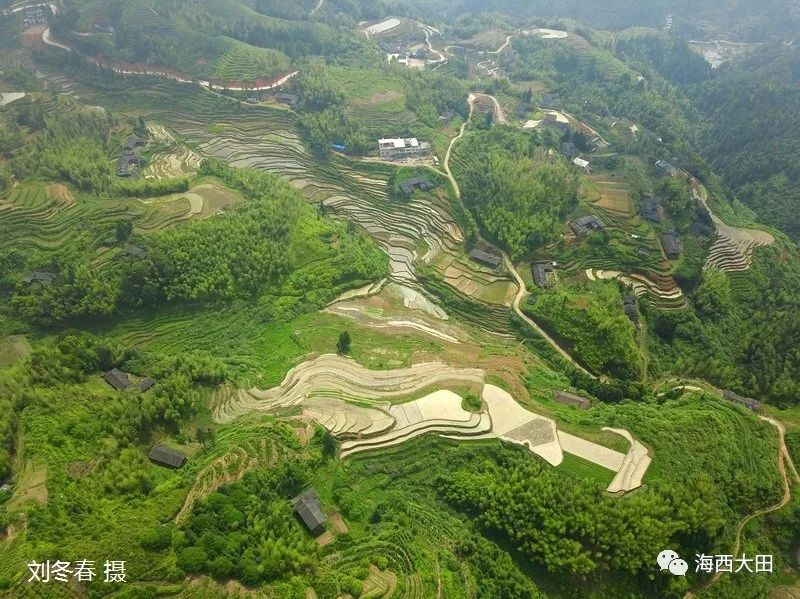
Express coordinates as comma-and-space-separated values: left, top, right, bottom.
0, 1, 797, 598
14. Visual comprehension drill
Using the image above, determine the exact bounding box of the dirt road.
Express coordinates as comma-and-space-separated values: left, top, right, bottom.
442, 94, 592, 377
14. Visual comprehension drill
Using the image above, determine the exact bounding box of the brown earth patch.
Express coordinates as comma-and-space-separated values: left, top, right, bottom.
21, 25, 46, 47
46, 183, 74, 204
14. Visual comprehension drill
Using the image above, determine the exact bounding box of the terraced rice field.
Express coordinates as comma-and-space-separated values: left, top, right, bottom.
143, 183, 240, 219
585, 175, 633, 216
0, 182, 188, 254
586, 268, 686, 310
216, 355, 652, 492
691, 175, 775, 272
138, 97, 461, 286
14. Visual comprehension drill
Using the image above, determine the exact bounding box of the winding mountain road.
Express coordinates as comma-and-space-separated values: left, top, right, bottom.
442, 93, 593, 376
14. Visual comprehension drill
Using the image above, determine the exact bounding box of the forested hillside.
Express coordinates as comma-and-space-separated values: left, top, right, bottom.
1, 1, 799, 598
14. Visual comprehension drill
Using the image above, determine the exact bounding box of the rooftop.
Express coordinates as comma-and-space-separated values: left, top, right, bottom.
553, 391, 590, 410
23, 271, 55, 285
148, 444, 187, 468
103, 368, 131, 391
468, 249, 502, 268
291, 488, 327, 535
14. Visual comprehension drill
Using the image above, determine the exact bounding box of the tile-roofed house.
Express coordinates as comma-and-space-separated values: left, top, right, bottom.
23, 271, 56, 285
569, 215, 606, 237
275, 93, 299, 108
637, 247, 652, 258
138, 378, 155, 392
148, 444, 188, 468
553, 391, 590, 410
540, 93, 561, 110
660, 230, 682, 259
722, 390, 762, 413
622, 295, 639, 326
103, 368, 132, 391
123, 136, 146, 152
439, 108, 456, 121
640, 196, 663, 223
291, 488, 327, 536
468, 249, 502, 269
117, 153, 140, 177
121, 244, 146, 258
560, 142, 578, 158
399, 176, 435, 195
690, 221, 715, 238
531, 262, 555, 288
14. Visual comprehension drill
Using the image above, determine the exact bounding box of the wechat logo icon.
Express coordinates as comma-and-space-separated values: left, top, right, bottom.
658, 549, 689, 576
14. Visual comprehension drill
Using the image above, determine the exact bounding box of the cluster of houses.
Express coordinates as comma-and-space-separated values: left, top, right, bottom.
379, 40, 429, 68
378, 137, 432, 161
117, 136, 146, 177
23, 6, 46, 27
569, 215, 606, 237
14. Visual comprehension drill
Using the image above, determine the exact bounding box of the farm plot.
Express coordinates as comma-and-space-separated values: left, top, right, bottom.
691, 177, 775, 272
146, 99, 462, 284
585, 175, 632, 216
586, 268, 686, 309
142, 183, 239, 219
438, 253, 516, 306
217, 354, 652, 492
0, 183, 133, 253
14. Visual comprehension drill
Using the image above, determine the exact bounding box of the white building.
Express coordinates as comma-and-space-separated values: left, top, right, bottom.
573, 157, 591, 172
378, 138, 432, 161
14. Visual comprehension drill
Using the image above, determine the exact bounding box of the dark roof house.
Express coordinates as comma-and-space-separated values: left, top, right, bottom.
660, 230, 682, 259
468, 249, 502, 269
554, 391, 590, 410
569, 215, 606, 237
123, 136, 146, 152
560, 142, 578, 159
723, 390, 762, 413
291, 488, 327, 536
532, 262, 554, 288
148, 444, 188, 468
640, 197, 663, 223
399, 176, 435, 195
23, 271, 56, 285
622, 294, 639, 325
540, 93, 561, 110
138, 378, 155, 392
103, 368, 132, 391
275, 93, 299, 107
117, 153, 140, 177
121, 244, 146, 258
